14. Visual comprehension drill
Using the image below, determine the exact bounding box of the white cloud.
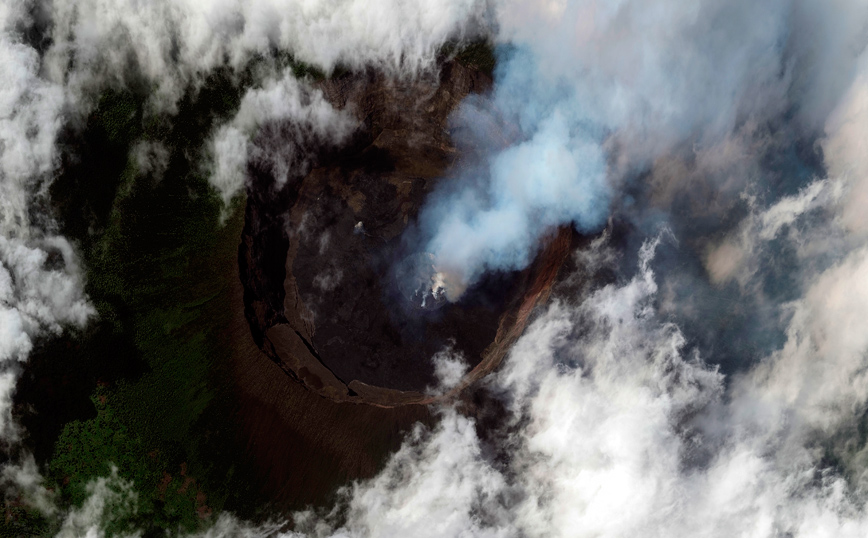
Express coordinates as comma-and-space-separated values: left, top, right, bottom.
0, 5, 95, 446
746, 246, 868, 431
43, 0, 487, 113
208, 72, 357, 204
281, 238, 868, 538
823, 60, 868, 235
2, 454, 58, 516
300, 411, 510, 538
55, 466, 141, 538
427, 347, 470, 395
704, 179, 841, 286
0, 237, 94, 442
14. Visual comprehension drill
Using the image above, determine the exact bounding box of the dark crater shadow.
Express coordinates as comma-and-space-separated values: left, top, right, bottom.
291, 218, 524, 392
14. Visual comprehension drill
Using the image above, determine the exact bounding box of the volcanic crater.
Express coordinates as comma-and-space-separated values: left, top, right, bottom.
239, 58, 573, 406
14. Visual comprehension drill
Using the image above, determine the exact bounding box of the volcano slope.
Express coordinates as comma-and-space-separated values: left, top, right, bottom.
239, 57, 574, 407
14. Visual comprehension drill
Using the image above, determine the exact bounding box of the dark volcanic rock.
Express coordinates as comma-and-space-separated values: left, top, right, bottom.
239, 60, 572, 405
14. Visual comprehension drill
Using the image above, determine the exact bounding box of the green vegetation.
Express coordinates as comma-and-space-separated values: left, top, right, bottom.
9, 65, 271, 535
0, 506, 50, 538
46, 184, 248, 531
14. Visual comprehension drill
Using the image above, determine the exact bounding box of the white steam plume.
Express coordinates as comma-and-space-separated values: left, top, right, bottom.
420, 0, 868, 298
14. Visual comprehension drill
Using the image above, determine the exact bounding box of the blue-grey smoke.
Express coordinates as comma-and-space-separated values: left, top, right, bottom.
420, 46, 610, 296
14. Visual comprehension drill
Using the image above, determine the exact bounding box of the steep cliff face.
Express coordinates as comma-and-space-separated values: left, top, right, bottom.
239, 59, 572, 406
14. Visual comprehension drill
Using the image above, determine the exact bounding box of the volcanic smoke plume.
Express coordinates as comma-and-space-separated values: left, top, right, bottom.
4, 0, 868, 536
